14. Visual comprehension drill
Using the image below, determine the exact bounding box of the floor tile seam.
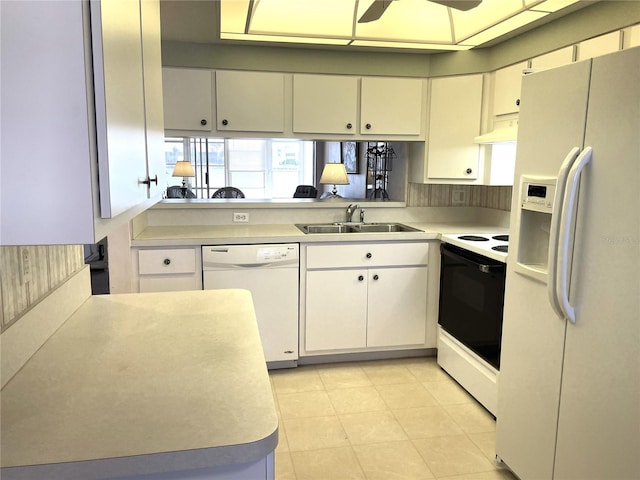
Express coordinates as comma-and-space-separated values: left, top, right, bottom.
350, 438, 438, 480
408, 433, 498, 476
387, 404, 471, 441
288, 444, 368, 478
372, 381, 439, 411
462, 429, 500, 465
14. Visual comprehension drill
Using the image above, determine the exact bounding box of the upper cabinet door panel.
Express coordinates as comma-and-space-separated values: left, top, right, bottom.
577, 31, 620, 60
141, 0, 166, 199
493, 61, 527, 116
293, 74, 358, 135
427, 74, 482, 180
91, 0, 148, 218
162, 68, 213, 131
216, 71, 285, 133
360, 77, 423, 135
531, 46, 574, 71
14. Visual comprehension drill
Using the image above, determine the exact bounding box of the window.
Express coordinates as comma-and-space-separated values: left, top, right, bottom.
164, 137, 315, 199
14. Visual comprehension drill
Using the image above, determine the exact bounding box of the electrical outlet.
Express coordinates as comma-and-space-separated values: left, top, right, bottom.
19, 248, 31, 284
452, 189, 467, 206
233, 212, 249, 223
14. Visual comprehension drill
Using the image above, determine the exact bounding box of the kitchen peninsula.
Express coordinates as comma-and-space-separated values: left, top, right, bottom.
0, 289, 278, 480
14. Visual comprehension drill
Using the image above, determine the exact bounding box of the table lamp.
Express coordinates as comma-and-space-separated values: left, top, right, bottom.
172, 160, 195, 198
319, 163, 349, 199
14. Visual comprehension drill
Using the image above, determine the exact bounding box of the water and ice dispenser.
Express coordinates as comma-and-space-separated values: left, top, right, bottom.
514, 176, 557, 283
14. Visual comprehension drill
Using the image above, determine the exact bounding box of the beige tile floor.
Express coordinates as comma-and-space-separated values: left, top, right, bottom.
269, 357, 517, 480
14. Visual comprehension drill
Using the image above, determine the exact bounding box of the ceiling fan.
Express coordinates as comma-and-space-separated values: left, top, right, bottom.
358, 0, 482, 23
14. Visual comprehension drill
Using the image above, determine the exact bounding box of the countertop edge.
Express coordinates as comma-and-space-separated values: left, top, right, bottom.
0, 430, 279, 480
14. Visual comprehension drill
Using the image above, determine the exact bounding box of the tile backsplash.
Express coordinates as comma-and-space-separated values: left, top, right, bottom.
0, 245, 85, 331
407, 183, 513, 211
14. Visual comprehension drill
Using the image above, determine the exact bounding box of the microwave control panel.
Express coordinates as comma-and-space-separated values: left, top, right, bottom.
520, 176, 556, 214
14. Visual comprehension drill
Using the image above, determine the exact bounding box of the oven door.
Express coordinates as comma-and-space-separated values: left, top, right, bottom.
438, 243, 506, 369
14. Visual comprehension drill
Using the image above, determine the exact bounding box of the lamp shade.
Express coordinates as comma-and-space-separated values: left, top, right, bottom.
319, 163, 349, 185
172, 160, 195, 177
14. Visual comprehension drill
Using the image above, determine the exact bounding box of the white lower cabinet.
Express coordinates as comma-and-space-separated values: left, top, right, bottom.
303, 242, 428, 354
137, 247, 199, 292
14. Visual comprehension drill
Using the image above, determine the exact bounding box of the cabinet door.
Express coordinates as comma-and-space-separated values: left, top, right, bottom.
140, 0, 166, 199
293, 74, 358, 134
367, 267, 428, 347
162, 68, 213, 131
216, 71, 285, 132
531, 46, 574, 71
426, 75, 482, 180
360, 77, 423, 135
577, 31, 620, 60
493, 61, 527, 116
91, 0, 148, 218
305, 270, 367, 352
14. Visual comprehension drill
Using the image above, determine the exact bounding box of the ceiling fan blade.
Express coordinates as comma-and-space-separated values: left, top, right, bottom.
429, 0, 482, 11
358, 0, 397, 23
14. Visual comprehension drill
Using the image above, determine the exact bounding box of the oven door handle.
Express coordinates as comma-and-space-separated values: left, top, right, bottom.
441, 246, 505, 274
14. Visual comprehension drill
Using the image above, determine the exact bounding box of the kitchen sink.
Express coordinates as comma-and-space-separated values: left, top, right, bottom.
296, 223, 422, 234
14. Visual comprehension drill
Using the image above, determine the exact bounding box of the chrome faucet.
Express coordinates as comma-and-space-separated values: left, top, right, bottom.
359, 208, 365, 223
345, 203, 358, 222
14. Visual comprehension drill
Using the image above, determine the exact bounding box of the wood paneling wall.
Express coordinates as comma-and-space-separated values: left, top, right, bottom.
0, 245, 85, 331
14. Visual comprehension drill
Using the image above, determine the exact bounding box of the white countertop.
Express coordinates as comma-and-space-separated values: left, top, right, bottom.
131, 222, 508, 247
0, 290, 278, 480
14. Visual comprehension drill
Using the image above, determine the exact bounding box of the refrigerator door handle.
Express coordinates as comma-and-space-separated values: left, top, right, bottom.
557, 146, 593, 323
548, 147, 581, 319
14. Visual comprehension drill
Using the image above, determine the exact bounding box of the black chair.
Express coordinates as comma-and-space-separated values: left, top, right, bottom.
293, 185, 318, 198
166, 186, 196, 198
212, 187, 245, 199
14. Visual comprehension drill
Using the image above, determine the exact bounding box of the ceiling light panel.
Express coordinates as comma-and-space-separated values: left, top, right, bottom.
248, 0, 354, 37
463, 10, 548, 46
220, 0, 252, 34
451, 0, 533, 41
355, 0, 453, 43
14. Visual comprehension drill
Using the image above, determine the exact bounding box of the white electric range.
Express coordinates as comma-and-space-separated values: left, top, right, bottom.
440, 233, 508, 263
437, 232, 509, 415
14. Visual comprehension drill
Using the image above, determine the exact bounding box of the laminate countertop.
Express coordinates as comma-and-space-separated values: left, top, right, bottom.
0, 290, 278, 480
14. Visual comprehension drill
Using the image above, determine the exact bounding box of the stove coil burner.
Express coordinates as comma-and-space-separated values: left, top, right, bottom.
492, 234, 509, 242
492, 245, 508, 253
458, 235, 490, 241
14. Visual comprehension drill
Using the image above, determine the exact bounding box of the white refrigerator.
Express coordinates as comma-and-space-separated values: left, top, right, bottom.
496, 47, 639, 480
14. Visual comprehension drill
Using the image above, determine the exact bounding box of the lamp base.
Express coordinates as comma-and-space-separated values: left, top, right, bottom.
320, 192, 343, 199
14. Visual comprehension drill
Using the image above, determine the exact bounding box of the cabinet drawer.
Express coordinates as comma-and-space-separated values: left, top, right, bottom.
138, 248, 197, 275
306, 242, 429, 269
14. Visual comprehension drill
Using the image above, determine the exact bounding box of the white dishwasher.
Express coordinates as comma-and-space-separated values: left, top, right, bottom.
202, 244, 299, 368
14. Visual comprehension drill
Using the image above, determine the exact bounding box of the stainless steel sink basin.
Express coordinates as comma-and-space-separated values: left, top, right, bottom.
348, 223, 422, 233
296, 223, 422, 234
298, 223, 351, 234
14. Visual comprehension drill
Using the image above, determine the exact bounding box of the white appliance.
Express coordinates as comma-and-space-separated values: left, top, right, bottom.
438, 233, 508, 415
440, 233, 508, 262
496, 47, 639, 480
202, 244, 299, 368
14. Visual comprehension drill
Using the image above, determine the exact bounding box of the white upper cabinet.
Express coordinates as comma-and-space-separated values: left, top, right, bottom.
624, 24, 640, 49
140, 0, 166, 200
492, 61, 528, 116
293, 74, 358, 135
410, 74, 483, 183
577, 31, 620, 60
0, 0, 164, 245
216, 71, 285, 133
91, 0, 148, 219
360, 77, 424, 136
162, 68, 213, 131
531, 46, 574, 71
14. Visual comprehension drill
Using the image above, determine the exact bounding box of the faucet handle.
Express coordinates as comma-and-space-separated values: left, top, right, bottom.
359, 208, 365, 223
